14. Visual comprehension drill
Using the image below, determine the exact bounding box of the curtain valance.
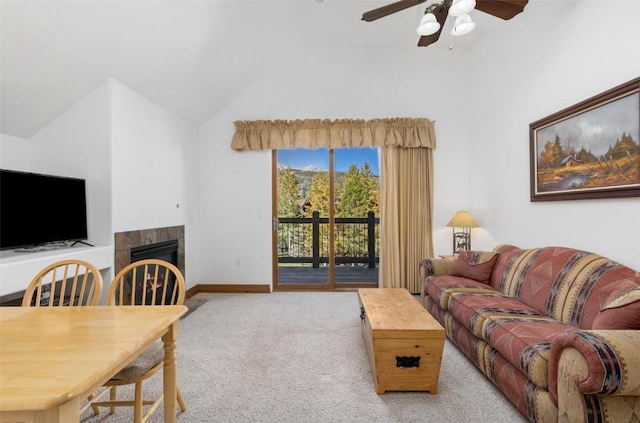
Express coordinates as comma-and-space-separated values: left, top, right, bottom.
230, 118, 435, 151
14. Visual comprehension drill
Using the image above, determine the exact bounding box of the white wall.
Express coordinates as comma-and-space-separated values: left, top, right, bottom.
194, 46, 473, 285
0, 81, 114, 296
468, 0, 640, 268
110, 79, 198, 284
2, 80, 113, 247
0, 79, 199, 295
110, 80, 196, 231
0, 133, 30, 169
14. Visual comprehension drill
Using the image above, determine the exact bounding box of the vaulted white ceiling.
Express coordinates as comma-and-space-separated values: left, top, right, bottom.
1, 0, 502, 138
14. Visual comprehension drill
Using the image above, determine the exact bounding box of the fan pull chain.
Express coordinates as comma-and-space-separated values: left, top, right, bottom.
448, 15, 454, 50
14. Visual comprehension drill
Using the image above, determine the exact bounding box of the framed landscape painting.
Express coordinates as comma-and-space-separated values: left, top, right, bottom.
530, 77, 640, 201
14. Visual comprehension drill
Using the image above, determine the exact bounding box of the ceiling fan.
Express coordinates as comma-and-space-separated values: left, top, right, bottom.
362, 0, 529, 48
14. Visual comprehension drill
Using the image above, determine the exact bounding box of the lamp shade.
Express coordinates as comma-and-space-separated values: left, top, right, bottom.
451, 14, 475, 36
446, 211, 479, 228
448, 0, 476, 17
417, 13, 440, 36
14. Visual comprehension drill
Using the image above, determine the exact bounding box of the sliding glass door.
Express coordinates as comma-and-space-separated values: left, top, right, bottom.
272, 148, 379, 290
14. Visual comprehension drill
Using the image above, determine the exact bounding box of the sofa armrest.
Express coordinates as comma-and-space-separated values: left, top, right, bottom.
419, 258, 456, 279
419, 258, 456, 308
550, 330, 640, 418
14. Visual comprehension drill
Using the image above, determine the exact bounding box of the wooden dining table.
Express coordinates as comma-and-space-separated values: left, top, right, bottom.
0, 304, 187, 423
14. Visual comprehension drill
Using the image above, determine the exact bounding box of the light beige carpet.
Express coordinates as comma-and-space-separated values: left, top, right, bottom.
182, 296, 207, 319
81, 292, 528, 423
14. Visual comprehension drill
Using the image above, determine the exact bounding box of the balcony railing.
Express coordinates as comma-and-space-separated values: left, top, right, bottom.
277, 211, 379, 268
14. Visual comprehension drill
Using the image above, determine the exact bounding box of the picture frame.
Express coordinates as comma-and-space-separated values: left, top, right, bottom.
529, 77, 640, 201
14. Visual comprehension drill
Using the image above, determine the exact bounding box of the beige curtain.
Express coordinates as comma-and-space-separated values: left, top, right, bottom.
379, 147, 434, 293
231, 118, 435, 150
231, 117, 435, 293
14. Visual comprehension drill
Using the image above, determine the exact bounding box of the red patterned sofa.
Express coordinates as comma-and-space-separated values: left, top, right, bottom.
419, 244, 640, 423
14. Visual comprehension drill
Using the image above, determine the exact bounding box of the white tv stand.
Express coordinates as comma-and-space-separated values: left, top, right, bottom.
0, 245, 113, 298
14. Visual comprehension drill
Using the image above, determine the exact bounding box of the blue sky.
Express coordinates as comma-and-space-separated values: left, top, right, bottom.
278, 148, 379, 175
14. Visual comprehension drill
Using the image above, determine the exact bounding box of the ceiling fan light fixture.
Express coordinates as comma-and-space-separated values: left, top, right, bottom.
451, 14, 475, 36
448, 0, 476, 17
416, 12, 440, 36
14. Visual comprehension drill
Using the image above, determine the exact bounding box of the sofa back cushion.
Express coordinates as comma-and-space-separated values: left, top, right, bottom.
495, 246, 638, 329
488, 244, 524, 290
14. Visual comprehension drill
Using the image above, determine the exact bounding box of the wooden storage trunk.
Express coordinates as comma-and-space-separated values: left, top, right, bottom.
358, 288, 445, 395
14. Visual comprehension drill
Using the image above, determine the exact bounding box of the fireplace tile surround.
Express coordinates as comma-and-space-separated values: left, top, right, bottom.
114, 225, 185, 277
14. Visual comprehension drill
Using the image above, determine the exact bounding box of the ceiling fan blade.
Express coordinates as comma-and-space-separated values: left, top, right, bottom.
362, 0, 427, 22
474, 0, 528, 20
417, 3, 449, 47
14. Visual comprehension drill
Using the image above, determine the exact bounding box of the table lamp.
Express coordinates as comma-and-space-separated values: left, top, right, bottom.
446, 211, 479, 254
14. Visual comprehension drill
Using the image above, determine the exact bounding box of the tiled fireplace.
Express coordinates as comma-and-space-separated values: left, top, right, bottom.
114, 225, 185, 277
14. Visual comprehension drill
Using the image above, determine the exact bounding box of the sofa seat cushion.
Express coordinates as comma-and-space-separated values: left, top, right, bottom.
483, 316, 575, 388
426, 275, 499, 310
449, 292, 542, 338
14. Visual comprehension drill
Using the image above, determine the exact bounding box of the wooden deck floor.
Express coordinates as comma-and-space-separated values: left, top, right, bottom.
277, 265, 378, 285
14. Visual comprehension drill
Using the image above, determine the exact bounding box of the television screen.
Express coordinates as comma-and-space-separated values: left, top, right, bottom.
0, 169, 88, 250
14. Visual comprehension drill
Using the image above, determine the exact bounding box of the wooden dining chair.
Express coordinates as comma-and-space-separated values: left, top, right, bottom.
89, 259, 187, 423
22, 258, 105, 415
22, 259, 103, 307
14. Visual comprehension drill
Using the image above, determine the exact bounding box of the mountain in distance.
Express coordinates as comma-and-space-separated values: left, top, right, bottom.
278, 162, 342, 195
300, 165, 324, 172
277, 163, 326, 172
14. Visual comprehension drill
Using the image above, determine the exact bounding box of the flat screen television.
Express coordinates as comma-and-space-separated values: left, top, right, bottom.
0, 169, 89, 250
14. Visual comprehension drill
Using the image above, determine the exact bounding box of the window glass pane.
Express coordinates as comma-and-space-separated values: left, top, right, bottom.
333, 148, 379, 285
276, 148, 329, 285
